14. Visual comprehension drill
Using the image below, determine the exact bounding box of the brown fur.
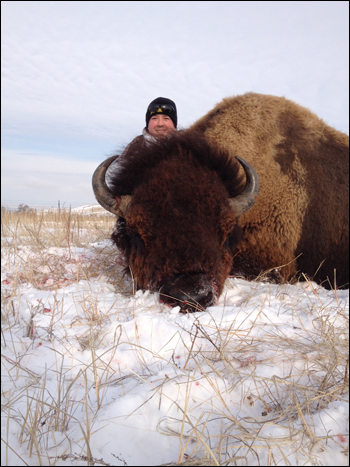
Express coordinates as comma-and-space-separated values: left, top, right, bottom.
192, 93, 349, 288
111, 93, 349, 295
110, 132, 244, 298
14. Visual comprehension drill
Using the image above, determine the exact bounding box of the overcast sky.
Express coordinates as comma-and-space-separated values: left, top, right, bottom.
1, 1, 349, 208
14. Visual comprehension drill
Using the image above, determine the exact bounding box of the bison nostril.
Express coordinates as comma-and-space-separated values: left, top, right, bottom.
159, 274, 216, 311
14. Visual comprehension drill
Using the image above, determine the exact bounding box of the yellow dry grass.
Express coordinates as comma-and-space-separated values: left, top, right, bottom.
1, 208, 349, 466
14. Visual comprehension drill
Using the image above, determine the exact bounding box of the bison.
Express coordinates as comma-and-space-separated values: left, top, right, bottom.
93, 93, 349, 311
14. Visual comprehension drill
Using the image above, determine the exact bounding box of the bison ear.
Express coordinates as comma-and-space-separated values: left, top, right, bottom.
111, 217, 131, 258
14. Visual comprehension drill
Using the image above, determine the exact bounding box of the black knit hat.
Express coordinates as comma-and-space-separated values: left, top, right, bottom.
145, 97, 177, 128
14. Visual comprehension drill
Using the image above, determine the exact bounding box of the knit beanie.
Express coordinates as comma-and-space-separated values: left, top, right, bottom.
145, 97, 177, 128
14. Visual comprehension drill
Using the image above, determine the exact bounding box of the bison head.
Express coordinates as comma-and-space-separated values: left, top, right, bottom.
92, 131, 259, 311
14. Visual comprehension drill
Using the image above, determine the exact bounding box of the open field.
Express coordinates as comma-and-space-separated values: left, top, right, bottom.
1, 208, 349, 466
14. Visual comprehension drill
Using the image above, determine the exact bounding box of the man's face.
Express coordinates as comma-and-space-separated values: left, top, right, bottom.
147, 114, 176, 137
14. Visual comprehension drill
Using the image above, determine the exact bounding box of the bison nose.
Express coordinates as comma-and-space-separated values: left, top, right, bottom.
159, 273, 216, 312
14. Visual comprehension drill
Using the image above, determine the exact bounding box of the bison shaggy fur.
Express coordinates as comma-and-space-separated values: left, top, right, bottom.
106, 93, 349, 310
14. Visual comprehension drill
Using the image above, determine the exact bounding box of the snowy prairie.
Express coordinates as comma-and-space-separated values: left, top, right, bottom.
1, 208, 348, 466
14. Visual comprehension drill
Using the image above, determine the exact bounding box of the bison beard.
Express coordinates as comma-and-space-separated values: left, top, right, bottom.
93, 93, 349, 311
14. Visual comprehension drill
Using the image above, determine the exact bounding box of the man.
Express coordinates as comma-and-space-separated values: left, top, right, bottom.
146, 97, 177, 138
122, 97, 178, 156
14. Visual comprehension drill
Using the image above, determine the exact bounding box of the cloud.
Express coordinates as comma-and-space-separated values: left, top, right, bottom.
1, 1, 348, 206
1, 170, 96, 208
2, 150, 98, 174
1, 149, 98, 207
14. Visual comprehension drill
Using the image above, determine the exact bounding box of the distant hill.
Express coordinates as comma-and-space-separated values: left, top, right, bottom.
70, 204, 114, 215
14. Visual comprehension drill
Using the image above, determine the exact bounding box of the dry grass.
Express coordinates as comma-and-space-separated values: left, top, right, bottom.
1, 208, 349, 466
1, 207, 131, 296
1, 206, 115, 249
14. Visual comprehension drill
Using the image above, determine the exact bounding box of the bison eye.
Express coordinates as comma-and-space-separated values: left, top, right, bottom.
130, 233, 145, 254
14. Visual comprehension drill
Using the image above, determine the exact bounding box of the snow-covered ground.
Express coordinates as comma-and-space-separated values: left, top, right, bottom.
1, 212, 348, 466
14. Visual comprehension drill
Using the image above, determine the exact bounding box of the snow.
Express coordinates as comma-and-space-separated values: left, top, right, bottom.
71, 204, 114, 215
1, 228, 349, 466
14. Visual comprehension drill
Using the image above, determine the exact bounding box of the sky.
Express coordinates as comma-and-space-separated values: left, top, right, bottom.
1, 1, 349, 209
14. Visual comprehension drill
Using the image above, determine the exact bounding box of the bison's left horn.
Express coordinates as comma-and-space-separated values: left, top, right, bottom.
92, 155, 131, 217
229, 156, 260, 217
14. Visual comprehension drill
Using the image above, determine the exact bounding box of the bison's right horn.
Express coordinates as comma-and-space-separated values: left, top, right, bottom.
92, 155, 131, 217
229, 156, 260, 217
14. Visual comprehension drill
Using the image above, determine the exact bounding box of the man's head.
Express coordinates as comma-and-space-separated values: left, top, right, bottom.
146, 97, 177, 137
